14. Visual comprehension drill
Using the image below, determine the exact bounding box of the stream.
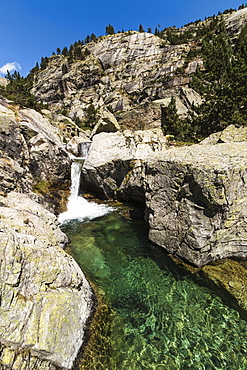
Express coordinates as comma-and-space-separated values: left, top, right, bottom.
59, 160, 247, 370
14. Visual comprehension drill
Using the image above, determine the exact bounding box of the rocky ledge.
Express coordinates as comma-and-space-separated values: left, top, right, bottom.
0, 192, 93, 369
82, 127, 247, 268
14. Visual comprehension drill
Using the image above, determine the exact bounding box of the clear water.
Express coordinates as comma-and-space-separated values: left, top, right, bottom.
62, 209, 247, 370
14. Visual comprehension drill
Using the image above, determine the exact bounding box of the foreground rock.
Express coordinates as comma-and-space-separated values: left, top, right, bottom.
83, 132, 247, 267
145, 143, 247, 267
0, 192, 93, 369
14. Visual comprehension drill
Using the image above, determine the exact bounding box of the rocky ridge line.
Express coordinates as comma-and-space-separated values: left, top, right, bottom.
31, 8, 247, 131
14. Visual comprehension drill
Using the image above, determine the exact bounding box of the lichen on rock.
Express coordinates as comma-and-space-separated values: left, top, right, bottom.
0, 192, 94, 370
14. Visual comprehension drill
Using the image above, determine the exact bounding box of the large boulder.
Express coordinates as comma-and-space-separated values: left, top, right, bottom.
82, 128, 168, 200
0, 192, 93, 369
91, 107, 120, 136
144, 143, 247, 266
200, 124, 247, 145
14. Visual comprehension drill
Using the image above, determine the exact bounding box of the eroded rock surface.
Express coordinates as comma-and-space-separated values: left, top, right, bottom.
200, 124, 247, 145
0, 192, 93, 369
145, 143, 247, 266
83, 131, 247, 267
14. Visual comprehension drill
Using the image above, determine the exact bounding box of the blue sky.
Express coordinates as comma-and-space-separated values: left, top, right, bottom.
0, 0, 244, 77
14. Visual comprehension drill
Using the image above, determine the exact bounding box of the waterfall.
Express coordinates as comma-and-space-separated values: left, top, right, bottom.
70, 160, 84, 198
80, 142, 91, 158
58, 154, 113, 225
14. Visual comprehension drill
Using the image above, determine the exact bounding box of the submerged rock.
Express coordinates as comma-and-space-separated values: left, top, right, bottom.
0, 192, 93, 369
200, 259, 247, 319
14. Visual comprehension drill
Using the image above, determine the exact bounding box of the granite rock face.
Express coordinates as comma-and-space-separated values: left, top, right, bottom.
31, 9, 247, 132
145, 143, 247, 266
82, 131, 247, 267
0, 192, 93, 369
200, 124, 247, 145
31, 32, 202, 130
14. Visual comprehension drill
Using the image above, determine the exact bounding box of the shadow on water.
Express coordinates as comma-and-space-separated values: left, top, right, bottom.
62, 208, 247, 370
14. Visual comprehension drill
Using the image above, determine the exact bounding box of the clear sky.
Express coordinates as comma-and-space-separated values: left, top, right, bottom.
0, 0, 244, 77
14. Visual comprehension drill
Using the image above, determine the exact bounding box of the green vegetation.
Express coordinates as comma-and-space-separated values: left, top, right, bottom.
162, 20, 247, 141
161, 97, 195, 140
187, 21, 247, 138
105, 24, 115, 35
83, 100, 98, 127
0, 70, 42, 110
33, 180, 50, 195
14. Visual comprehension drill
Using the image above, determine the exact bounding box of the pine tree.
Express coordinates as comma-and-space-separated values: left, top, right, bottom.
139, 24, 144, 33
62, 63, 68, 74
40, 57, 48, 70
84, 100, 98, 127
62, 47, 69, 56
56, 47, 61, 54
202, 21, 232, 82
91, 33, 97, 41
161, 97, 180, 135
105, 24, 115, 35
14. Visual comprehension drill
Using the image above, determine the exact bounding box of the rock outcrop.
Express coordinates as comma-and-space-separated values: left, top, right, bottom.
0, 97, 94, 369
82, 130, 247, 267
0, 97, 71, 213
0, 192, 93, 369
200, 124, 247, 145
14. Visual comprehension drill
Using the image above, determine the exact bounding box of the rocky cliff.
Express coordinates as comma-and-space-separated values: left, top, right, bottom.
30, 8, 247, 132
0, 97, 94, 369
31, 30, 202, 129
0, 97, 70, 210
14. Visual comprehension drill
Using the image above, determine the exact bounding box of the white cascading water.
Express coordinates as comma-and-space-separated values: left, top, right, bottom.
58, 148, 113, 224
